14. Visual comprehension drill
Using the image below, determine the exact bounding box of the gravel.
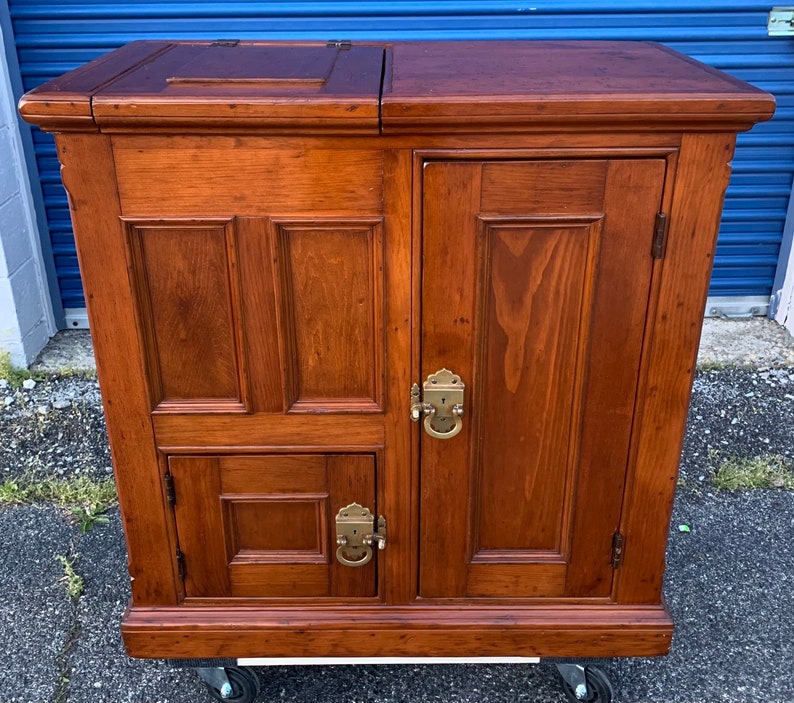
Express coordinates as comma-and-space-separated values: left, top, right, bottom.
1, 325, 793, 703
680, 368, 794, 487
0, 375, 111, 482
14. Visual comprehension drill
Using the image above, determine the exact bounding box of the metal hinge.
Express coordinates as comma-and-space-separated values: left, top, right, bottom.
164, 472, 176, 507
652, 212, 668, 259
768, 8, 794, 36
611, 532, 625, 569
176, 548, 186, 580
327, 40, 352, 50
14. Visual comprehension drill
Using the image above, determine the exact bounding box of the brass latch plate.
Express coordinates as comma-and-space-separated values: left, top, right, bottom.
335, 503, 386, 567
410, 368, 465, 439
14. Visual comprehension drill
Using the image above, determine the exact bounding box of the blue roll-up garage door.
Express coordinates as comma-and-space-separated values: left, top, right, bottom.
9, 1, 793, 326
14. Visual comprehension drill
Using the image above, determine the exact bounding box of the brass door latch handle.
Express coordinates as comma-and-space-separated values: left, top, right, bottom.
410, 368, 465, 439
335, 503, 386, 567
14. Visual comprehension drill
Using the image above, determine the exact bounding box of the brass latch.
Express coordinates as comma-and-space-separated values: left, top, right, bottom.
335, 503, 386, 567
410, 368, 465, 439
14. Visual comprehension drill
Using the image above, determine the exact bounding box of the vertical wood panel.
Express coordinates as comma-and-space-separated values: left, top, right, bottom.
273, 220, 384, 412
475, 219, 598, 554
126, 219, 247, 409
169, 456, 231, 598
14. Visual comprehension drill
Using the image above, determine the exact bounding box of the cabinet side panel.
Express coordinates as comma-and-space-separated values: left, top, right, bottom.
619, 133, 736, 604
55, 133, 177, 605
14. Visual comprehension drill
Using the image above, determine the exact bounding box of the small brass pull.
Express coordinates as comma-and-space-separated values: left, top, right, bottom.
410, 369, 465, 439
335, 503, 386, 567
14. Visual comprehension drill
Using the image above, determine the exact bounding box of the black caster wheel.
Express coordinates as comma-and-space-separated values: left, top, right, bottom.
558, 666, 614, 703
201, 666, 260, 703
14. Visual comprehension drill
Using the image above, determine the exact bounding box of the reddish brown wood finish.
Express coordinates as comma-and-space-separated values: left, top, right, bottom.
21, 41, 774, 662
382, 41, 774, 133
419, 159, 664, 601
121, 604, 674, 658
171, 453, 377, 600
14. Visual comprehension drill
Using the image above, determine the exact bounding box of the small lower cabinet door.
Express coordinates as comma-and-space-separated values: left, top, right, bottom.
419, 159, 665, 600
169, 453, 377, 600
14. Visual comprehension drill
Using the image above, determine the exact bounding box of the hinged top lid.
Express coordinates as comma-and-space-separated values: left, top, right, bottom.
381, 41, 774, 133
19, 41, 385, 133
19, 40, 774, 134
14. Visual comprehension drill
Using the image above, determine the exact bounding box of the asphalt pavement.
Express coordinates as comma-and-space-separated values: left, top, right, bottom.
0, 328, 792, 703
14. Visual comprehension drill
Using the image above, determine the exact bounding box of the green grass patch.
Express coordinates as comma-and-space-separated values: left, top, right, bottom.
712, 453, 794, 490
0, 473, 117, 507
0, 351, 32, 387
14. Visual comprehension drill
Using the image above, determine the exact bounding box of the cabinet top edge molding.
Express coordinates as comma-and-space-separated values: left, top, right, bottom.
19, 40, 775, 134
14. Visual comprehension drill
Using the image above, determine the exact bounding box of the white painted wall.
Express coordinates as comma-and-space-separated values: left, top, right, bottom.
0, 23, 55, 367
773, 233, 794, 334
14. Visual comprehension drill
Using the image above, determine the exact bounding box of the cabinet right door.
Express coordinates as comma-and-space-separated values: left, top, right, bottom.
419, 159, 666, 600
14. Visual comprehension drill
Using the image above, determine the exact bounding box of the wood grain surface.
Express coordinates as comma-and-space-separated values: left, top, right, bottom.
24, 41, 772, 660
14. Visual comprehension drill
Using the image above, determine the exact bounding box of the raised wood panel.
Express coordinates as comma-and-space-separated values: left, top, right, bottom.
225, 497, 327, 556
273, 219, 384, 412
474, 217, 601, 556
126, 219, 247, 411
113, 139, 383, 215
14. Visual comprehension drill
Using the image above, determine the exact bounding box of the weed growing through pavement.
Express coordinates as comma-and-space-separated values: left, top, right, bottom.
55, 553, 84, 599
710, 451, 794, 490
70, 504, 111, 533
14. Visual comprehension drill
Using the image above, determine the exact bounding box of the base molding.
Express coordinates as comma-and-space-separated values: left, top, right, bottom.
122, 603, 673, 659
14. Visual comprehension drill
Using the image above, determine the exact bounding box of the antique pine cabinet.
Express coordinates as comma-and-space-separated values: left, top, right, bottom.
21, 40, 773, 700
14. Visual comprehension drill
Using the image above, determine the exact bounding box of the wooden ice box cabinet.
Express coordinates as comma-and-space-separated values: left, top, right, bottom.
21, 40, 773, 702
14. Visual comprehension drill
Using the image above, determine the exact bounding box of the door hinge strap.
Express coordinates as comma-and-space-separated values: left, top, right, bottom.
611, 532, 625, 569
176, 548, 186, 580
164, 472, 176, 507
652, 212, 668, 259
